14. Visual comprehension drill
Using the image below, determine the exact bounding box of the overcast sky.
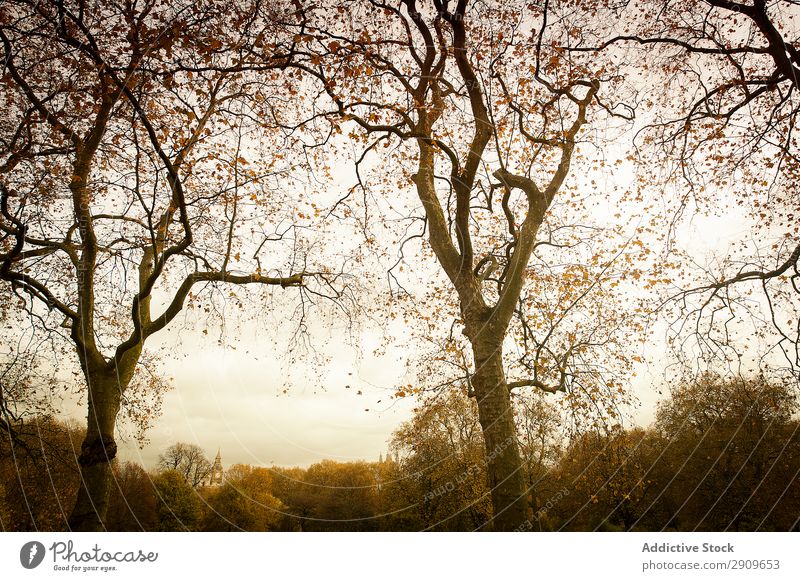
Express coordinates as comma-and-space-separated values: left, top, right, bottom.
114, 324, 420, 469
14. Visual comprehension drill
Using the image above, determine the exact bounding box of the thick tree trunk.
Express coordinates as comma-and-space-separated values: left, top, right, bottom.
471, 340, 528, 531
68, 368, 123, 531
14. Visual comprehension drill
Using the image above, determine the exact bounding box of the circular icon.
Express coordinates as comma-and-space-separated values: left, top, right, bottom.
20, 541, 46, 569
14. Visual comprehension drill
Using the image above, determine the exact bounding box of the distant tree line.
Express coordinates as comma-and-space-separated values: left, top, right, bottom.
1, 375, 797, 532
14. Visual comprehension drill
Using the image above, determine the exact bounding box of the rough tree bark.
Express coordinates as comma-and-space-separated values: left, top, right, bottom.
470, 339, 528, 530
69, 366, 125, 531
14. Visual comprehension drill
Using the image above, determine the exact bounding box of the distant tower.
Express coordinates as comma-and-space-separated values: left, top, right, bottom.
209, 449, 224, 487
379, 450, 397, 464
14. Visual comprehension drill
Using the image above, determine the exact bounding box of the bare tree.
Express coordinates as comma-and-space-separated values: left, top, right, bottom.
271, 0, 645, 530
157, 443, 212, 488
0, 0, 331, 530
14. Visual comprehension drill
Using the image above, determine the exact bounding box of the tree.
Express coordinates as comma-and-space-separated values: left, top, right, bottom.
106, 461, 158, 531
553, 426, 661, 531
157, 443, 212, 488
381, 387, 565, 530
152, 469, 202, 531
0, 0, 321, 530
648, 374, 800, 531
297, 460, 381, 531
201, 464, 284, 531
281, 0, 643, 531
515, 394, 566, 529
267, 462, 382, 531
387, 388, 492, 530
267, 466, 311, 531
0, 415, 83, 530
550, 374, 800, 532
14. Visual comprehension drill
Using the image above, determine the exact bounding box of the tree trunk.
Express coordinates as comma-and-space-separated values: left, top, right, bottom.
471, 340, 528, 531
68, 368, 123, 531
